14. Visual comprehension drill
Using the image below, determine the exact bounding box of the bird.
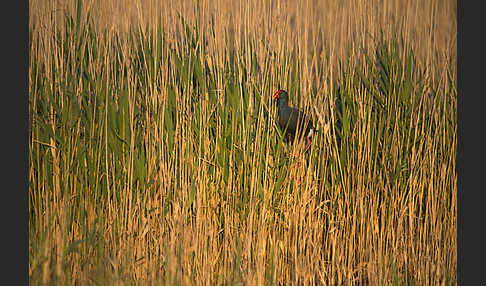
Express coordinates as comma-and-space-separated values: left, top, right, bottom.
272, 89, 314, 150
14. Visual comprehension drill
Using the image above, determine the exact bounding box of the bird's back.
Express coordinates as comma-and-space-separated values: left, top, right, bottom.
278, 106, 313, 140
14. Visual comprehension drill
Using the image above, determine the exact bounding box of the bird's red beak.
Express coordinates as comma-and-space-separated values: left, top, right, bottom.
272, 90, 280, 99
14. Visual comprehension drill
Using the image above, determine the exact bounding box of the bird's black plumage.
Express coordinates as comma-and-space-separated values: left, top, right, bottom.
273, 89, 314, 146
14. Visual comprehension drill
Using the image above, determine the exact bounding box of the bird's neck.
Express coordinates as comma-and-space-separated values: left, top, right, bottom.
277, 98, 289, 110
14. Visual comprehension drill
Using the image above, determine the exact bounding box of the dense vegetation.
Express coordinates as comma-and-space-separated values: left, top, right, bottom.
29, 0, 456, 284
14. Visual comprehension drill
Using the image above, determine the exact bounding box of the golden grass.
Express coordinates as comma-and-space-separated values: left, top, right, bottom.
29, 0, 456, 284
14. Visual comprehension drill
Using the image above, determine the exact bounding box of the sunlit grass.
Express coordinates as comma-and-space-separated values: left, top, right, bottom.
29, 0, 456, 284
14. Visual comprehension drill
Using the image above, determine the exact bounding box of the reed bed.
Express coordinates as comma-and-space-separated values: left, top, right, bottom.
29, 0, 456, 284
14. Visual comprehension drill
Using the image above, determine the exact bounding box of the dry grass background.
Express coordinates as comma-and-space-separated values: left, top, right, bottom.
29, 0, 456, 284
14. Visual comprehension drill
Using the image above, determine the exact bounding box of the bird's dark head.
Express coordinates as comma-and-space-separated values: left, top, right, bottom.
272, 89, 289, 105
